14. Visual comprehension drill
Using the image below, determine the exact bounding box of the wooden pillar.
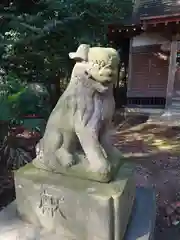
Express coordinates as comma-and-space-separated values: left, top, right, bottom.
127, 39, 133, 99
165, 40, 178, 108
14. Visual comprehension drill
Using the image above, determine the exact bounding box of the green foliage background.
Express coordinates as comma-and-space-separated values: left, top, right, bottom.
0, 0, 133, 120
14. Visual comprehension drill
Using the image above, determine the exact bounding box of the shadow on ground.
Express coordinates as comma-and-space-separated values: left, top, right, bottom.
113, 116, 180, 239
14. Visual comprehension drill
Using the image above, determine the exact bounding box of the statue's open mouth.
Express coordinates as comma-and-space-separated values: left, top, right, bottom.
102, 81, 111, 86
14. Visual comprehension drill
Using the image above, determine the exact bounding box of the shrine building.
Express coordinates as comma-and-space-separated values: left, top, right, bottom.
108, 0, 180, 111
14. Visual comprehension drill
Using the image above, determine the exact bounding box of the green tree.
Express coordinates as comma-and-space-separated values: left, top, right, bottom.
0, 0, 133, 107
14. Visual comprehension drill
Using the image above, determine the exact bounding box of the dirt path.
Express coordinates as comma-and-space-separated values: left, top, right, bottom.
113, 121, 180, 238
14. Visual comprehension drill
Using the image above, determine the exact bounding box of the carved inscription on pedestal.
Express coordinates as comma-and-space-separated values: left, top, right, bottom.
39, 190, 66, 219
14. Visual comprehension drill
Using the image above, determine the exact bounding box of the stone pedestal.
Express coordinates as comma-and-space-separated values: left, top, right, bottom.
0, 187, 156, 240
14, 163, 135, 240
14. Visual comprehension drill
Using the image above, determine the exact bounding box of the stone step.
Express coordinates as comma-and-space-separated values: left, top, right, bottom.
174, 91, 180, 95
171, 102, 180, 108
172, 97, 180, 101
161, 110, 180, 118
171, 109, 180, 112
172, 103, 180, 107
170, 109, 180, 112
171, 107, 180, 111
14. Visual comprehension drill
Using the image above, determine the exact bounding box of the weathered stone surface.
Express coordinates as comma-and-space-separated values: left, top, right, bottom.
0, 187, 156, 240
14, 162, 135, 240
33, 45, 122, 183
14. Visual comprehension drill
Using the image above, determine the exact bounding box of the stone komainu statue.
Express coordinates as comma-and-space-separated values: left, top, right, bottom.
33, 44, 123, 182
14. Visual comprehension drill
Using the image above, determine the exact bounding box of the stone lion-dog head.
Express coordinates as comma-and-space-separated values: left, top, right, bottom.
33, 44, 121, 183
69, 44, 120, 93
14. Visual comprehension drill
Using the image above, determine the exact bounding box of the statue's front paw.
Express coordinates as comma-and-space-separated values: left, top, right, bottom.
98, 164, 111, 179
33, 153, 57, 171
89, 161, 111, 180
55, 149, 75, 168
